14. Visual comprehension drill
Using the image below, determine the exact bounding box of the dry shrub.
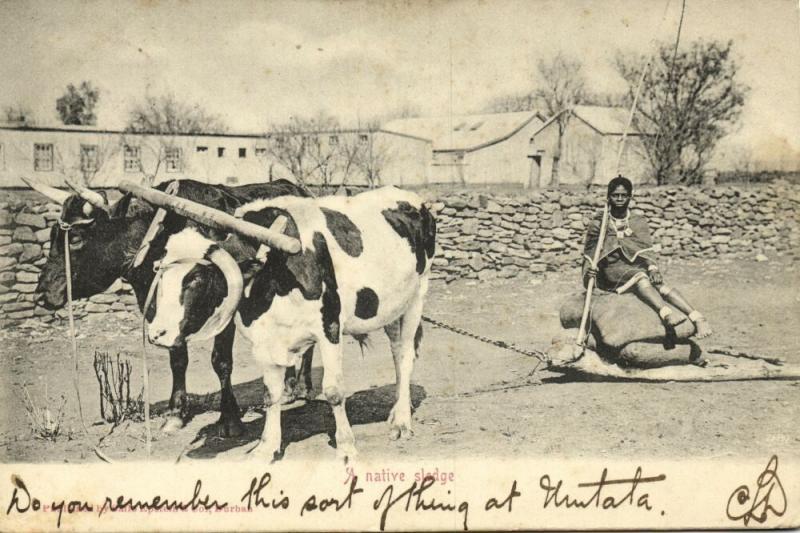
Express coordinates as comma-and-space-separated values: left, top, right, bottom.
93, 351, 144, 424
20, 384, 66, 441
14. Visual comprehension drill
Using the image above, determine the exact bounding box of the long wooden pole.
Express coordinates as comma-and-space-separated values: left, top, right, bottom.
572, 5, 662, 361
573, 202, 610, 358
119, 181, 301, 254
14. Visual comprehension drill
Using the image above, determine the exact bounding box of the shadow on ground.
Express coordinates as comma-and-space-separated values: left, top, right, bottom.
168, 375, 426, 459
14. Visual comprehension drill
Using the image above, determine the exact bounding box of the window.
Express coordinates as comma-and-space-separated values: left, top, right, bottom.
329, 135, 339, 145
226, 176, 239, 184
218, 147, 225, 157
80, 144, 98, 173
34, 143, 54, 172
123, 145, 140, 172
165, 147, 182, 172
196, 146, 208, 152
254, 147, 267, 156
239, 148, 246, 158
359, 134, 369, 144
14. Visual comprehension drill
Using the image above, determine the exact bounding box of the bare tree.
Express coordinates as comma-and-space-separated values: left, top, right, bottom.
125, 93, 227, 134
354, 126, 392, 188
3, 105, 37, 126
262, 113, 345, 186
534, 52, 587, 187
335, 133, 364, 186
304, 112, 342, 186
481, 92, 537, 113
121, 93, 224, 185
53, 135, 120, 186
615, 40, 748, 185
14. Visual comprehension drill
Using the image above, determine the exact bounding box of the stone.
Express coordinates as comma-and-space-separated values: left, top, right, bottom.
0, 271, 15, 285
489, 242, 508, 254
14, 212, 47, 229
552, 228, 571, 240
89, 293, 118, 304
468, 256, 485, 271
12, 226, 36, 242
20, 243, 42, 263
35, 228, 51, 243
3, 301, 34, 312
755, 254, 769, 262
0, 292, 16, 303
0, 212, 12, 227
7, 310, 34, 320
15, 272, 38, 283
12, 283, 37, 293
85, 302, 109, 313
0, 243, 24, 257
0, 257, 17, 271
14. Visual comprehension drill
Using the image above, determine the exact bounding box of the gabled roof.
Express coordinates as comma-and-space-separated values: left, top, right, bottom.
382, 111, 546, 152
532, 105, 655, 137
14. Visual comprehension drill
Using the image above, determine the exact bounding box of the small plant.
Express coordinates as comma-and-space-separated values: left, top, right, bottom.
92, 351, 144, 424
20, 384, 66, 441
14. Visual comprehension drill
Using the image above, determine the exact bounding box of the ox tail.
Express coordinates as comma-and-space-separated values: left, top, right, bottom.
414, 323, 423, 358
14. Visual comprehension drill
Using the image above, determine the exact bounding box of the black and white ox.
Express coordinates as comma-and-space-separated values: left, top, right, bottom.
25, 177, 310, 437
145, 186, 436, 460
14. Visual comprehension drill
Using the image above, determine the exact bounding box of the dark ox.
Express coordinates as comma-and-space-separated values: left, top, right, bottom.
147, 186, 436, 461
33, 178, 310, 436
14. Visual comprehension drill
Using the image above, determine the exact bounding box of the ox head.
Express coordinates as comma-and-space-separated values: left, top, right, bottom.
145, 229, 244, 348
24, 178, 136, 309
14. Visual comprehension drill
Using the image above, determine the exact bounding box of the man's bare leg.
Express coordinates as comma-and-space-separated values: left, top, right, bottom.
631, 278, 686, 327
658, 285, 713, 338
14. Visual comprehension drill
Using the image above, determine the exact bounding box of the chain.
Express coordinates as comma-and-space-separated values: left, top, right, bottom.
421, 315, 549, 366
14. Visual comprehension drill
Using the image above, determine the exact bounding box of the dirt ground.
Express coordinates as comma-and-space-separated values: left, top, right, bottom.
1, 255, 799, 464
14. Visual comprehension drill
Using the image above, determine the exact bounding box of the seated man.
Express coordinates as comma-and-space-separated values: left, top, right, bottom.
582, 175, 712, 339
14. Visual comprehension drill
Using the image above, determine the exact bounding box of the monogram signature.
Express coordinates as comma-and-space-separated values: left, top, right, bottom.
726, 455, 787, 526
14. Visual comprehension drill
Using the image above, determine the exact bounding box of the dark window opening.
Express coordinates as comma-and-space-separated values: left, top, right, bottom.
239, 148, 246, 158
197, 146, 208, 152
218, 147, 225, 157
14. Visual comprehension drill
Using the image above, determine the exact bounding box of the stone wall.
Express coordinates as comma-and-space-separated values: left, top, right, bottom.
427, 182, 800, 282
0, 196, 139, 326
1, 182, 798, 325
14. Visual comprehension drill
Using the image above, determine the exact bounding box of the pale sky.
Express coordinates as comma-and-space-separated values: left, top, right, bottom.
1, 0, 799, 167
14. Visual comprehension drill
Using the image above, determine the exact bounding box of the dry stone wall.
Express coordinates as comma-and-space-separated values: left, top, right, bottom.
1, 182, 798, 326
427, 182, 800, 282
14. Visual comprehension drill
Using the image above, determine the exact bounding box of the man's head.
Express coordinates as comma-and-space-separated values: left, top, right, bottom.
607, 175, 633, 211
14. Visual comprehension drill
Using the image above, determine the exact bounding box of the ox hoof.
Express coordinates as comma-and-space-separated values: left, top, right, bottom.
161, 416, 185, 434
336, 444, 358, 464
389, 425, 414, 441
217, 416, 246, 438
249, 442, 282, 462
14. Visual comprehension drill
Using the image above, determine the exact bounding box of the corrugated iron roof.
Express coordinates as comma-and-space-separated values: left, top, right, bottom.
383, 111, 545, 151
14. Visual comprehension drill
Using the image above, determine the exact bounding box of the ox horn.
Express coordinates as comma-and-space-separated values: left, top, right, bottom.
119, 180, 302, 254
20, 177, 71, 204
188, 247, 243, 342
65, 177, 109, 211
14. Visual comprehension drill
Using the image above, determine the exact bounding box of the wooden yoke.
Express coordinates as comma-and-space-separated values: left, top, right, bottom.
119, 180, 302, 254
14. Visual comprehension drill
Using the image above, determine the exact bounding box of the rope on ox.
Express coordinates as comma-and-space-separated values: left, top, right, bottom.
60, 220, 114, 463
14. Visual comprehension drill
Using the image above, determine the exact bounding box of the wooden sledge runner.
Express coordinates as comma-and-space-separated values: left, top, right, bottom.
548, 347, 800, 382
